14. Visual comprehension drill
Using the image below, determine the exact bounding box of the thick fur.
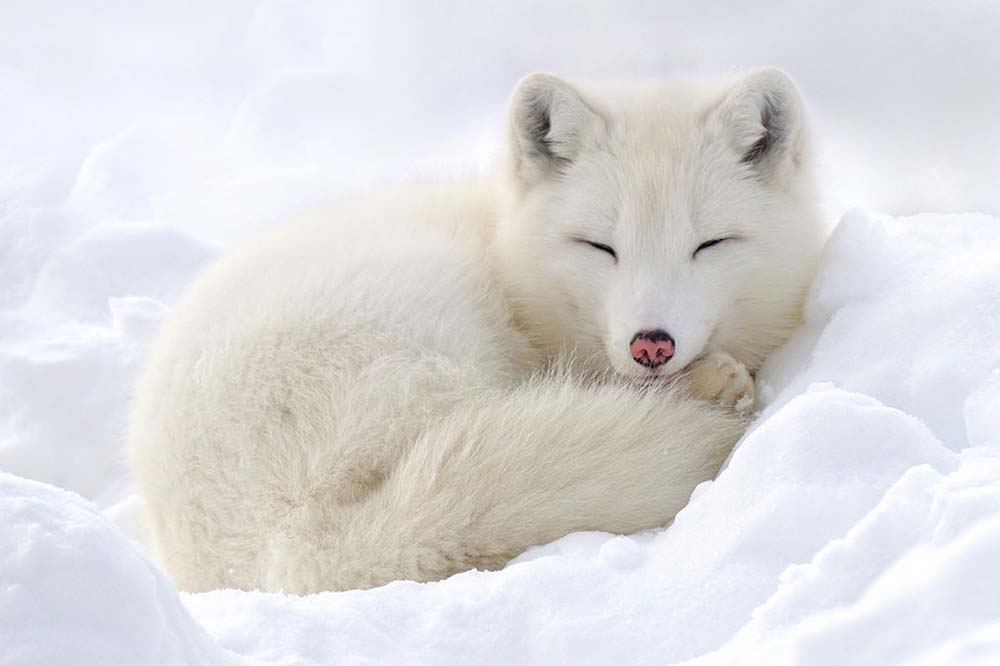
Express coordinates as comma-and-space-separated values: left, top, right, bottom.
129, 68, 826, 593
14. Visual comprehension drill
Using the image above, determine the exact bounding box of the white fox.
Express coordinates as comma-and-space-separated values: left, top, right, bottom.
129, 68, 826, 593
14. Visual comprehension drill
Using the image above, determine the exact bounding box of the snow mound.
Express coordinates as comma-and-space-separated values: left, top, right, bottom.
0, 473, 238, 666
758, 210, 1000, 450
26, 223, 216, 323
692, 449, 1000, 665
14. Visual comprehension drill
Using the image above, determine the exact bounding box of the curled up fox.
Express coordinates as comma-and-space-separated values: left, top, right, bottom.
129, 67, 826, 593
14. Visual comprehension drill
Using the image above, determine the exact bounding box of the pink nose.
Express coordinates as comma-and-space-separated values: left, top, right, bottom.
629, 329, 675, 368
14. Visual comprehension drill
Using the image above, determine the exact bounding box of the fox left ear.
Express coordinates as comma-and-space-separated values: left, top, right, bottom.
711, 68, 806, 183
507, 73, 605, 186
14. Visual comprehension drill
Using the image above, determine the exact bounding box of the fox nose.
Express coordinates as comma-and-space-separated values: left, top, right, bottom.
629, 329, 675, 368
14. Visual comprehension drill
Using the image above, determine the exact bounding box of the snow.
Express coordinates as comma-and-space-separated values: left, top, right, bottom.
2, 2, 999, 665
0, 473, 235, 666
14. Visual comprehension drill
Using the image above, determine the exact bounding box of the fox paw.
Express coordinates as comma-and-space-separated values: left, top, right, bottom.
682, 351, 756, 414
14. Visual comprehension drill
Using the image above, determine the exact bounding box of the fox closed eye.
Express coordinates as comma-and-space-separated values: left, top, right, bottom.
693, 237, 735, 258
579, 240, 618, 261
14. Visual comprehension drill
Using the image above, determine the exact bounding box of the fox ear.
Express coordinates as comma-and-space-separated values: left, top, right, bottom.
712, 68, 806, 183
507, 73, 604, 184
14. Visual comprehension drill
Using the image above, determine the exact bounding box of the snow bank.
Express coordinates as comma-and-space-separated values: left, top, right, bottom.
757, 210, 1000, 451
0, 222, 213, 510
0, 473, 238, 666
692, 449, 1000, 666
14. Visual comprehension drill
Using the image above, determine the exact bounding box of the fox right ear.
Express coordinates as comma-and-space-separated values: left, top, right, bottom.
710, 68, 806, 184
507, 73, 604, 184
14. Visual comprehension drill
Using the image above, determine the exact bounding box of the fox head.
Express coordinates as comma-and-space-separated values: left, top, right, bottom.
496, 68, 827, 380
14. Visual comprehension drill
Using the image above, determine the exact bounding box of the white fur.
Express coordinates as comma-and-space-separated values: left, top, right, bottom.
128, 68, 826, 593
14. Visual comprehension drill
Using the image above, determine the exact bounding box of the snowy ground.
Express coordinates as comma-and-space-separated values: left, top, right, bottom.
3, 3, 1000, 665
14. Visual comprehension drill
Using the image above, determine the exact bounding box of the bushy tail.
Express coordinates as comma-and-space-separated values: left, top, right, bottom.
265, 372, 746, 592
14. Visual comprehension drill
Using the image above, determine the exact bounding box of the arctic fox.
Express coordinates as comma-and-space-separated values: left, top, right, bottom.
129, 68, 826, 593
